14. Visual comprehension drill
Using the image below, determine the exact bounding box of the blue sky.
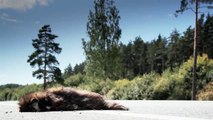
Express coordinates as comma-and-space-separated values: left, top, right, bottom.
0, 0, 195, 85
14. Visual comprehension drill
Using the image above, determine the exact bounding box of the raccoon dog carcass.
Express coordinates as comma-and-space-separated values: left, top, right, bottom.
19, 87, 129, 112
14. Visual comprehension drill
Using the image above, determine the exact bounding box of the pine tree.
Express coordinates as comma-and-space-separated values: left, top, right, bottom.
146, 41, 156, 72
176, 0, 213, 100
73, 62, 85, 74
122, 42, 135, 79
27, 25, 62, 89
146, 35, 167, 74
197, 14, 205, 55
132, 37, 147, 75
63, 64, 73, 79
181, 26, 194, 60
167, 29, 181, 70
176, 0, 213, 15
154, 35, 167, 74
203, 14, 213, 58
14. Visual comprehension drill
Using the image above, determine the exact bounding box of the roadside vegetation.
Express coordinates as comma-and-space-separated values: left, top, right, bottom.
0, 54, 212, 101
1, 0, 213, 101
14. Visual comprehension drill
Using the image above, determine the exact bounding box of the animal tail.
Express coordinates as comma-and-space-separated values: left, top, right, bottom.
105, 101, 129, 110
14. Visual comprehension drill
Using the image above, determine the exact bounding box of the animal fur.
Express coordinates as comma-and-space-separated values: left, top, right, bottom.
19, 87, 129, 112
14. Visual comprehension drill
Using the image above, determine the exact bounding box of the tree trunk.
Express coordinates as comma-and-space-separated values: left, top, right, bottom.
192, 0, 198, 100
44, 34, 48, 90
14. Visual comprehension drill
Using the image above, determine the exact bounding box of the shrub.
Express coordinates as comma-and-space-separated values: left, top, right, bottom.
108, 72, 159, 100
0, 84, 42, 101
175, 54, 213, 99
130, 73, 159, 100
64, 73, 86, 87
107, 79, 131, 99
152, 70, 177, 100
197, 82, 213, 100
16, 84, 42, 99
78, 78, 114, 95
0, 88, 13, 101
137, 54, 213, 100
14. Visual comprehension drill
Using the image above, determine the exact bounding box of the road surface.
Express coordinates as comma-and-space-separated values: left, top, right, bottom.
0, 100, 213, 120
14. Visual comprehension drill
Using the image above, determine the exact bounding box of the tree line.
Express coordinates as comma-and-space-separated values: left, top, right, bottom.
1, 0, 213, 100
26, 0, 213, 91
64, 14, 213, 81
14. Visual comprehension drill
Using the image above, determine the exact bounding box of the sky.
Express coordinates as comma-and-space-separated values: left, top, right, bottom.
0, 0, 196, 85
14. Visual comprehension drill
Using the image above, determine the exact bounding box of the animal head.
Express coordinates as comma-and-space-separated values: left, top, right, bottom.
19, 92, 52, 112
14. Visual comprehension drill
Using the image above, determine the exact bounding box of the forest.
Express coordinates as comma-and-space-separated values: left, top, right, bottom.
0, 0, 213, 101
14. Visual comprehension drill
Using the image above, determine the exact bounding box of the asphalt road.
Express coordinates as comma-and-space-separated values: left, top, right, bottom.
0, 100, 213, 120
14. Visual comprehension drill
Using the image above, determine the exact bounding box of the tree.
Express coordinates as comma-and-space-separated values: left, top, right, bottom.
153, 35, 167, 74
180, 26, 194, 61
176, 0, 213, 100
197, 14, 205, 55
52, 67, 64, 85
132, 37, 147, 75
63, 64, 73, 79
146, 41, 156, 72
176, 0, 213, 15
120, 42, 135, 79
27, 25, 62, 90
73, 62, 85, 74
146, 35, 167, 74
167, 29, 181, 70
82, 0, 121, 95
203, 14, 213, 58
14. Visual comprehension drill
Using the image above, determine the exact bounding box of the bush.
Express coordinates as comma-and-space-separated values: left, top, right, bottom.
152, 70, 177, 100
0, 88, 13, 101
108, 72, 159, 100
197, 82, 213, 100
64, 73, 115, 95
108, 54, 213, 100
78, 78, 104, 94
107, 79, 131, 99
15, 84, 42, 99
0, 84, 42, 101
130, 73, 159, 100
64, 73, 86, 87
175, 54, 213, 99
78, 78, 114, 95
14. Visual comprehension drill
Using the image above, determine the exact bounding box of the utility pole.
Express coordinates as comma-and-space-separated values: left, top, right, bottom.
192, 0, 198, 100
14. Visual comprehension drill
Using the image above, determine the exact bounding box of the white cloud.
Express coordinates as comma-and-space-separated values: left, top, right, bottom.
2, 13, 9, 17
0, 13, 20, 23
38, 0, 50, 6
0, 0, 52, 10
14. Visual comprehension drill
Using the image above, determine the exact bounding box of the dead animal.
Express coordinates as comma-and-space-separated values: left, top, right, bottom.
19, 87, 129, 112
